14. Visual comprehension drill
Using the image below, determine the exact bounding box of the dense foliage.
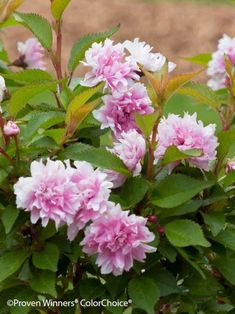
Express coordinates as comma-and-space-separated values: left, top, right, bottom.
0, 1, 235, 314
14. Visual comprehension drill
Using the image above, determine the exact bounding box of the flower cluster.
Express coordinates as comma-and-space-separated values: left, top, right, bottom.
16, 38, 46, 70
82, 38, 173, 136
14, 159, 155, 275
154, 113, 218, 171
207, 34, 235, 90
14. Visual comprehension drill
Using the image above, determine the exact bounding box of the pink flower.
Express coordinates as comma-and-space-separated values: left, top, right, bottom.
3, 121, 20, 136
93, 83, 154, 136
14, 159, 79, 228
154, 113, 218, 171
225, 158, 235, 173
207, 34, 235, 90
80, 39, 139, 93
81, 204, 156, 276
66, 161, 113, 240
103, 170, 127, 189
109, 130, 146, 176
123, 38, 176, 73
17, 38, 46, 70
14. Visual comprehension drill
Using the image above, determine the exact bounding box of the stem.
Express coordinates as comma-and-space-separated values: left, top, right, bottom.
53, 91, 63, 109
55, 20, 63, 92
147, 122, 158, 180
14, 136, 20, 164
0, 147, 13, 164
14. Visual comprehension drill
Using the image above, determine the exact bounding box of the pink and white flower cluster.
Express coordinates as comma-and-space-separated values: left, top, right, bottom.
207, 34, 235, 90
154, 113, 218, 171
105, 130, 146, 188
14, 159, 155, 275
17, 38, 46, 70
81, 38, 174, 136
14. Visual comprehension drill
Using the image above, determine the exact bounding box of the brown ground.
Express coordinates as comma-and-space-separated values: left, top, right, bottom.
1, 0, 235, 76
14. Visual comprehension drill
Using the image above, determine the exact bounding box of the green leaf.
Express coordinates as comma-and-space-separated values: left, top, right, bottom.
30, 269, 56, 297
1, 205, 19, 234
10, 82, 57, 116
165, 219, 210, 247
32, 243, 59, 272
59, 143, 130, 175
111, 177, 149, 209
134, 112, 158, 138
165, 69, 204, 100
128, 277, 160, 314
160, 145, 202, 167
51, 0, 71, 20
13, 12, 53, 49
213, 227, 235, 251
68, 25, 120, 72
152, 174, 214, 208
202, 212, 225, 237
158, 200, 203, 218
217, 129, 235, 161
5, 69, 53, 84
0, 250, 29, 283
214, 256, 235, 285
183, 53, 212, 65
22, 111, 65, 142
222, 170, 235, 188
178, 82, 221, 110
0, 169, 8, 185
78, 278, 105, 299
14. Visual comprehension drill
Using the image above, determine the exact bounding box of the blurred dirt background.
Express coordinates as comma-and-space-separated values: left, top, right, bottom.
1, 0, 235, 76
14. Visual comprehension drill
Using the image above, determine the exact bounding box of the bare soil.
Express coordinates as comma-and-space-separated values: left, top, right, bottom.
1, 0, 235, 75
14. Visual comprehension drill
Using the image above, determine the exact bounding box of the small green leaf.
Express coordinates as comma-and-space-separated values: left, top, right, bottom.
0, 250, 29, 283
165, 219, 210, 247
152, 174, 214, 208
5, 69, 53, 84
32, 243, 59, 272
1, 205, 19, 234
59, 143, 130, 175
30, 269, 56, 297
14, 12, 53, 49
134, 112, 158, 138
68, 25, 120, 72
202, 212, 225, 237
51, 0, 71, 20
78, 278, 105, 299
10, 82, 57, 116
217, 129, 235, 161
128, 277, 160, 314
183, 53, 212, 65
160, 145, 202, 167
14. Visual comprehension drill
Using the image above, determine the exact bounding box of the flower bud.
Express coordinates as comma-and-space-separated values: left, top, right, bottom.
225, 157, 235, 173
0, 75, 6, 103
3, 121, 20, 137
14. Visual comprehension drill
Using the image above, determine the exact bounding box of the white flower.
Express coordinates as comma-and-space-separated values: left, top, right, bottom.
0, 75, 6, 103
123, 38, 176, 73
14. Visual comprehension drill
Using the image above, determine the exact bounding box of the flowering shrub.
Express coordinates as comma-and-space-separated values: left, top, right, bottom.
0, 1, 235, 314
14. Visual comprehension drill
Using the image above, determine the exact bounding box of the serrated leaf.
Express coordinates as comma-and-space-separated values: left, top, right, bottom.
10, 82, 57, 116
165, 219, 210, 247
165, 69, 204, 100
183, 53, 212, 65
217, 129, 235, 161
160, 145, 202, 167
51, 0, 71, 20
0, 250, 29, 283
32, 243, 59, 272
30, 269, 56, 297
13, 12, 53, 49
152, 174, 214, 208
68, 25, 120, 72
158, 200, 203, 218
5, 69, 53, 84
178, 82, 221, 110
213, 227, 235, 251
134, 112, 158, 138
59, 143, 130, 175
1, 205, 19, 234
128, 277, 160, 314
